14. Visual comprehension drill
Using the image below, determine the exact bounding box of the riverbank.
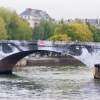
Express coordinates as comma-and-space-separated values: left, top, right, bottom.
15, 56, 84, 67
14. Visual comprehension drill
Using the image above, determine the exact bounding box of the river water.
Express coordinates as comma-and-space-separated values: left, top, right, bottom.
0, 65, 100, 100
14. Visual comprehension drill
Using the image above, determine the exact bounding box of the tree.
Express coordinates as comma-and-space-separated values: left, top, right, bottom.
40, 21, 55, 39
0, 7, 32, 40
93, 28, 100, 42
9, 13, 32, 40
0, 16, 7, 39
0, 7, 12, 24
33, 21, 55, 40
54, 23, 93, 42
86, 22, 100, 42
48, 34, 71, 41
69, 22, 93, 41
33, 25, 44, 40
54, 24, 78, 41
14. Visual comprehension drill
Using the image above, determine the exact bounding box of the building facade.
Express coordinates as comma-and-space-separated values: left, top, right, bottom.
75, 18, 100, 28
20, 8, 55, 28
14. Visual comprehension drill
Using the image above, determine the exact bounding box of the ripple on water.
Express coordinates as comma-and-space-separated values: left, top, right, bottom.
0, 65, 100, 100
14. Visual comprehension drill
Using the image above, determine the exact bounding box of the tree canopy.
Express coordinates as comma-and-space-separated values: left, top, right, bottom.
33, 21, 55, 40
54, 22, 93, 42
0, 16, 7, 39
0, 7, 32, 40
86, 22, 100, 42
69, 22, 93, 41
48, 34, 71, 41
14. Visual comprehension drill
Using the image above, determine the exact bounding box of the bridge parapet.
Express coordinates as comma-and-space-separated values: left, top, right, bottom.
0, 40, 37, 60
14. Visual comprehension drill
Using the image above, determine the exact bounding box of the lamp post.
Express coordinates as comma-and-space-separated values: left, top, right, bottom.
6, 24, 9, 40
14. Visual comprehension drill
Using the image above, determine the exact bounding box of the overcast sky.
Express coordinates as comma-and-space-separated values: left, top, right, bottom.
0, 0, 100, 20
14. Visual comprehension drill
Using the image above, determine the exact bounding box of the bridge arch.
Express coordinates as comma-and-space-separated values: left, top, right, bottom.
0, 50, 39, 74
0, 49, 67, 74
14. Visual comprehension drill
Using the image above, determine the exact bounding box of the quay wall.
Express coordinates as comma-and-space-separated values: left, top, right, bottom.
15, 57, 84, 67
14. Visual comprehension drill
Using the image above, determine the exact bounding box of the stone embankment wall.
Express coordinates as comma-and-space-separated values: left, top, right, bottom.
16, 59, 27, 67
15, 57, 84, 67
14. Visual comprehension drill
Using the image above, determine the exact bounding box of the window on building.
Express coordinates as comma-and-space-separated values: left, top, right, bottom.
34, 23, 38, 26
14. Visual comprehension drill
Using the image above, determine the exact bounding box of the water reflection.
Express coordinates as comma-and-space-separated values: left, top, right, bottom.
0, 66, 100, 100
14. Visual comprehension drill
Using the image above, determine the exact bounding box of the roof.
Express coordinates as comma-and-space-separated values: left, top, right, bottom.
20, 8, 32, 16
20, 8, 54, 21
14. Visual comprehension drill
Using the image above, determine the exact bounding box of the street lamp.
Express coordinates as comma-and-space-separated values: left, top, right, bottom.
6, 24, 9, 40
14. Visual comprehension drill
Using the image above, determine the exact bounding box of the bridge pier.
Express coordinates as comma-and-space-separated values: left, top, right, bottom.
94, 65, 100, 79
90, 65, 100, 79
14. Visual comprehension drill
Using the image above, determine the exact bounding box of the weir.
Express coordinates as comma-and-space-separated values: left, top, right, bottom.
0, 40, 100, 79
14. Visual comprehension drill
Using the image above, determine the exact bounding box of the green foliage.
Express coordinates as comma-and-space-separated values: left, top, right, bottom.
86, 23, 100, 42
93, 29, 100, 42
33, 21, 55, 40
69, 22, 93, 41
9, 13, 32, 40
33, 25, 44, 40
0, 16, 7, 39
0, 7, 12, 24
54, 24, 77, 41
0, 7, 32, 40
54, 23, 93, 42
48, 34, 71, 41
90, 25, 100, 42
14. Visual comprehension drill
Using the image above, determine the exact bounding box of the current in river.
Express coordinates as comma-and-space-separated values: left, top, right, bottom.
0, 65, 100, 100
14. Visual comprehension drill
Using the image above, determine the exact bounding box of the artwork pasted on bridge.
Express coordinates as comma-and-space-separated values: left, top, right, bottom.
0, 40, 37, 60
0, 40, 37, 74
0, 40, 100, 78
38, 41, 100, 68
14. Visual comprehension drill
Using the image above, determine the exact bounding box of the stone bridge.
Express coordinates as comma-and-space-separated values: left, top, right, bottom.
0, 40, 100, 78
